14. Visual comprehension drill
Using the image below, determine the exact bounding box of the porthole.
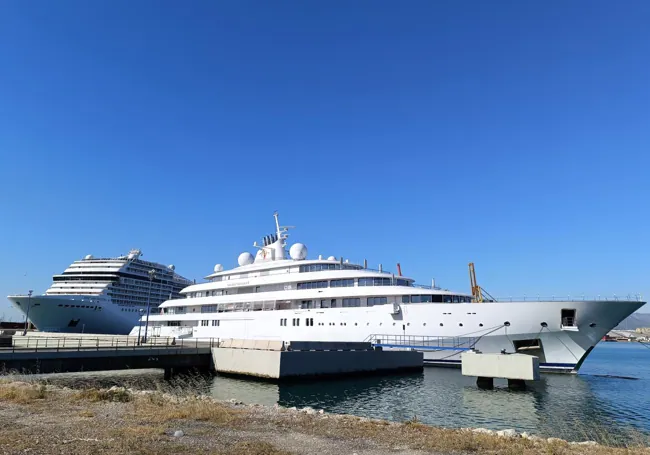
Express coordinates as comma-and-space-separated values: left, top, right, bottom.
459, 323, 463, 327
355, 323, 357, 326
504, 321, 511, 327
439, 323, 443, 327
589, 323, 596, 328
423, 323, 427, 326
393, 323, 395, 326
479, 323, 483, 327
407, 323, 410, 326
540, 322, 548, 328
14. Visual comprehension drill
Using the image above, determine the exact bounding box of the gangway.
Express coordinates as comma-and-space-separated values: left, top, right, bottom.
364, 334, 476, 352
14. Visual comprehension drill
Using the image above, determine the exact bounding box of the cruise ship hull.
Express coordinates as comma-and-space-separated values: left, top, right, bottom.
140, 299, 645, 373
7, 295, 146, 335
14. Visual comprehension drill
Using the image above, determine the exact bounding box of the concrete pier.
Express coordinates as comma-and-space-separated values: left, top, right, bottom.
212, 339, 423, 379
461, 351, 540, 389
0, 335, 214, 375
1, 335, 423, 380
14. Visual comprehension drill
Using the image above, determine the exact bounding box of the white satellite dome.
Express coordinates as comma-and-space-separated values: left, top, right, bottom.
289, 243, 308, 260
238, 252, 255, 266
327, 256, 336, 261
168, 264, 175, 271
213, 264, 224, 273
84, 254, 94, 260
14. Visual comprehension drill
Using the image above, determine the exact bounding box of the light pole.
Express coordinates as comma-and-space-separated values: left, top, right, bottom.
143, 269, 155, 344
137, 308, 145, 345
22, 290, 33, 336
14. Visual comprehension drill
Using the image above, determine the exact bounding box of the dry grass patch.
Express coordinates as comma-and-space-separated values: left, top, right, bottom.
73, 388, 131, 402
0, 383, 47, 403
276, 412, 650, 455
78, 409, 95, 418
111, 424, 167, 438
136, 398, 242, 425
216, 441, 295, 455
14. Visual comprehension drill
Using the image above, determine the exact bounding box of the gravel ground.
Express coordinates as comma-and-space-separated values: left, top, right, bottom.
0, 383, 437, 455
1, 382, 648, 455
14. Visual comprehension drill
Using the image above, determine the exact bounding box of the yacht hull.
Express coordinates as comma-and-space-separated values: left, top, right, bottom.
140, 299, 645, 373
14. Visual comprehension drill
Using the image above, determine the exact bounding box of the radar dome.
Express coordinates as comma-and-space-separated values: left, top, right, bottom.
84, 254, 94, 260
213, 264, 224, 273
327, 256, 336, 261
289, 243, 308, 260
238, 252, 255, 266
168, 264, 175, 271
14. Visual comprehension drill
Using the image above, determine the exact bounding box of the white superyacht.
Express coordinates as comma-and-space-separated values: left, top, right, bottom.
136, 214, 645, 373
8, 249, 192, 334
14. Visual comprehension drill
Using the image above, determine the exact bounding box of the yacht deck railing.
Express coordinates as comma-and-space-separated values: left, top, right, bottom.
491, 294, 644, 302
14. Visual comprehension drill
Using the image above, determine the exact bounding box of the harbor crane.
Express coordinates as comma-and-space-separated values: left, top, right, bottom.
469, 262, 497, 303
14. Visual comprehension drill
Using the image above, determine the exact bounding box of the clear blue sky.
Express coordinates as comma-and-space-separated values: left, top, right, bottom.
1, 0, 648, 321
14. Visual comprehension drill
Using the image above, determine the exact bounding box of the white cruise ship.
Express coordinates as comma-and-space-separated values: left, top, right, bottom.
135, 214, 646, 373
8, 249, 193, 334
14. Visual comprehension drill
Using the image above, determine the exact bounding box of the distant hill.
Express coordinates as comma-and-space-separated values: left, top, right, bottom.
615, 312, 650, 330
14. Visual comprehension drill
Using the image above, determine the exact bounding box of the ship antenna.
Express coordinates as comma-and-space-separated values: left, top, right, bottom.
273, 211, 295, 252
274, 211, 282, 240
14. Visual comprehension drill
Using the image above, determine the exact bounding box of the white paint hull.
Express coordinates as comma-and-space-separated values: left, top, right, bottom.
7, 295, 147, 335
139, 299, 645, 373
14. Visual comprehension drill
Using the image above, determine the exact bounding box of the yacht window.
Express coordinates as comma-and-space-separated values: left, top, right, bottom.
432, 295, 443, 303
342, 298, 361, 307
211, 320, 219, 326
443, 295, 453, 303
297, 281, 328, 290
330, 299, 337, 308
202, 305, 218, 313
358, 277, 391, 286
402, 295, 410, 303
330, 279, 354, 288
200, 320, 209, 326
452, 295, 460, 303
411, 295, 421, 303
367, 297, 388, 306
396, 279, 409, 286
320, 300, 329, 308
300, 300, 313, 309
421, 295, 432, 303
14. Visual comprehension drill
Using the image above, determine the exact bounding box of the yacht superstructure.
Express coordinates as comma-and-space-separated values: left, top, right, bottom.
135, 214, 646, 373
8, 249, 192, 334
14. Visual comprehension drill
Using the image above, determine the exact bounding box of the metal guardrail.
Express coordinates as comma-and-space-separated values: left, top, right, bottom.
0, 336, 219, 354
493, 294, 643, 302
